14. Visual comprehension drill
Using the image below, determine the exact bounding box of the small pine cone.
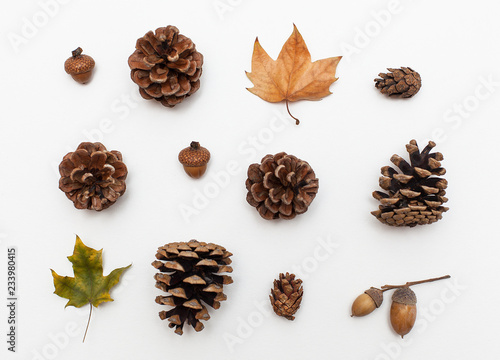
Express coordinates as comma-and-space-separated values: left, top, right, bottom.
270, 273, 303, 320
371, 140, 449, 227
59, 142, 127, 211
128, 25, 203, 108
152, 240, 233, 335
374, 67, 421, 98
245, 152, 319, 220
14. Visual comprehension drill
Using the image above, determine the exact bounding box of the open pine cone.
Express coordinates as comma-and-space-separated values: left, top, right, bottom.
59, 142, 127, 211
152, 240, 233, 335
270, 273, 303, 320
128, 25, 203, 107
371, 140, 448, 227
246, 152, 319, 220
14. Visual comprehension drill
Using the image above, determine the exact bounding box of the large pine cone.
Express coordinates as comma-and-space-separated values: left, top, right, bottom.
374, 67, 421, 98
270, 273, 303, 321
59, 142, 127, 211
371, 140, 448, 227
152, 240, 233, 335
128, 25, 203, 107
246, 152, 319, 220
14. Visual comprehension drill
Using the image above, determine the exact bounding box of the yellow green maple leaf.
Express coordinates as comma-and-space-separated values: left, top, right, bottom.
51, 235, 131, 341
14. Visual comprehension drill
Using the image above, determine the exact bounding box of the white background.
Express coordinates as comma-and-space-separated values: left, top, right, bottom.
1, 0, 500, 359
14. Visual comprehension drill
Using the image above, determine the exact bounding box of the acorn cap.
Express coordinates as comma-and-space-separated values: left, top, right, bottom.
365, 287, 383, 308
64, 47, 95, 75
392, 287, 417, 305
178, 142, 210, 167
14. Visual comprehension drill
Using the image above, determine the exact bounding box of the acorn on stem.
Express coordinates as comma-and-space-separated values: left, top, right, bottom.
390, 287, 417, 338
351, 287, 383, 317
351, 275, 450, 338
64, 47, 95, 84
178, 142, 211, 179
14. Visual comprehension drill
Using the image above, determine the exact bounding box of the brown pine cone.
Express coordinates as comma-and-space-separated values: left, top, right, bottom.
128, 25, 203, 107
374, 67, 421, 98
152, 240, 233, 335
245, 152, 319, 220
58, 142, 127, 211
371, 140, 449, 227
270, 273, 303, 320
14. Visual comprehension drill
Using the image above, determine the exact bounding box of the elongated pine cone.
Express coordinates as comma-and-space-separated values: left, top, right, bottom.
152, 240, 233, 335
246, 152, 319, 220
128, 25, 203, 107
371, 140, 448, 227
270, 273, 303, 320
374, 67, 421, 98
59, 142, 127, 211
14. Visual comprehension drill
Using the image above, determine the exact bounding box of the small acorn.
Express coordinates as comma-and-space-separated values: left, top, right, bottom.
178, 141, 211, 179
64, 47, 95, 84
390, 287, 417, 338
351, 287, 383, 317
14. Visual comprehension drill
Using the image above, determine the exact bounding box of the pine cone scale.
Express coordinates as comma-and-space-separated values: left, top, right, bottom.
129, 52, 152, 70
70, 149, 91, 166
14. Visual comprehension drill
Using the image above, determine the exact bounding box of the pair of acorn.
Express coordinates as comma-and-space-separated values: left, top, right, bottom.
351, 275, 450, 338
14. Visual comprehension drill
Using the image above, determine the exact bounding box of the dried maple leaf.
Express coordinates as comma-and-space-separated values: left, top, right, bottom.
246, 24, 342, 124
51, 235, 131, 342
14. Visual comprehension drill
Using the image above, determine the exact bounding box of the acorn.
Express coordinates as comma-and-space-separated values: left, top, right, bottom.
178, 141, 211, 179
64, 47, 95, 84
390, 287, 417, 338
351, 287, 383, 317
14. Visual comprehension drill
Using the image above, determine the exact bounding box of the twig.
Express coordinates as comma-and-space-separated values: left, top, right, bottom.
381, 275, 451, 292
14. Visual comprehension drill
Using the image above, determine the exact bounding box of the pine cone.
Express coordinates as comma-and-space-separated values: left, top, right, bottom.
245, 152, 319, 220
128, 25, 203, 108
270, 273, 303, 320
371, 140, 449, 227
374, 67, 421, 98
58, 142, 127, 211
152, 240, 233, 335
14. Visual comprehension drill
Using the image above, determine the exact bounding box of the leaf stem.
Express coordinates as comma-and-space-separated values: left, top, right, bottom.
286, 100, 300, 125
83, 304, 93, 343
380, 275, 451, 292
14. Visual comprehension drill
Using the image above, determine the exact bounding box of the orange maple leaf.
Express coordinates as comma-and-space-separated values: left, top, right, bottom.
246, 24, 342, 125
